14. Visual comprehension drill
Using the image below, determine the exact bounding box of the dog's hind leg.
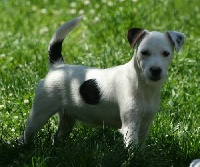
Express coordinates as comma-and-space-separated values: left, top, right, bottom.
22, 95, 59, 144
55, 111, 76, 141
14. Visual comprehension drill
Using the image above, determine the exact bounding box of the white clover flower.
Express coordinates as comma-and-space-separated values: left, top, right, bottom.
94, 16, 100, 22
40, 8, 47, 14
79, 10, 85, 15
70, 9, 76, 14
0, 54, 6, 58
95, 4, 100, 8
26, 1, 30, 5
40, 27, 49, 35
24, 99, 29, 104
0, 105, 5, 109
119, 7, 123, 11
84, 0, 90, 5
107, 1, 113, 6
31, 6, 37, 11
70, 2, 77, 8
90, 9, 95, 14
14, 116, 18, 119
82, 16, 87, 21
85, 44, 89, 51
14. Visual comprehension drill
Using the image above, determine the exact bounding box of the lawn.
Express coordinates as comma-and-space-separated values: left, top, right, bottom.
0, 0, 200, 166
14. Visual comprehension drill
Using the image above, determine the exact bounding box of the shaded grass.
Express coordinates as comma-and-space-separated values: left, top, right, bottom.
0, 0, 200, 166
1, 125, 199, 167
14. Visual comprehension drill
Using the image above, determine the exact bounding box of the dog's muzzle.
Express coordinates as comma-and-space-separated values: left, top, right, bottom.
149, 66, 162, 81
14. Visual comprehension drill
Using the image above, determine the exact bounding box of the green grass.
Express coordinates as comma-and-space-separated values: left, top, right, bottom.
0, 0, 200, 166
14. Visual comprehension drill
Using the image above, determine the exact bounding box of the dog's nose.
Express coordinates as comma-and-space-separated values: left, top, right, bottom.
150, 66, 162, 78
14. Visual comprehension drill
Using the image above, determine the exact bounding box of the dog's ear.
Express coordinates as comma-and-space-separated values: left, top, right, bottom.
127, 28, 145, 48
166, 31, 186, 52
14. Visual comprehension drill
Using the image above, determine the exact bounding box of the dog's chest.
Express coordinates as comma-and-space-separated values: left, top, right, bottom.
136, 92, 160, 113
139, 99, 159, 114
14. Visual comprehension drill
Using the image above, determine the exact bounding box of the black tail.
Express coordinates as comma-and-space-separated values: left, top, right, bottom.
48, 16, 82, 65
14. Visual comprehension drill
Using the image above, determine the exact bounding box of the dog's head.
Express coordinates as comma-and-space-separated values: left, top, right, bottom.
127, 28, 185, 86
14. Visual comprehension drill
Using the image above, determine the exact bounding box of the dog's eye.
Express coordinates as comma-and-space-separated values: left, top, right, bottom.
141, 50, 150, 56
163, 51, 170, 57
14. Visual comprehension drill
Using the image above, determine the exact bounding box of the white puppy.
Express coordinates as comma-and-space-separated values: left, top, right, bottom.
20, 17, 185, 147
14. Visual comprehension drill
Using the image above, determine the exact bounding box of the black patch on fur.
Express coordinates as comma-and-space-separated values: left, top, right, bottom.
127, 28, 144, 48
79, 79, 101, 105
176, 35, 183, 45
48, 40, 64, 64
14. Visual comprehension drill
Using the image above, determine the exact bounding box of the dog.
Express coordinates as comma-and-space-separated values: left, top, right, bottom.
20, 16, 185, 147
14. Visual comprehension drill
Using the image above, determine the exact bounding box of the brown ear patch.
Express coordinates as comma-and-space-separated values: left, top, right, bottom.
127, 28, 144, 48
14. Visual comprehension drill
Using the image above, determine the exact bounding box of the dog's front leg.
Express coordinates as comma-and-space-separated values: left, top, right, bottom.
119, 109, 141, 147
139, 112, 156, 148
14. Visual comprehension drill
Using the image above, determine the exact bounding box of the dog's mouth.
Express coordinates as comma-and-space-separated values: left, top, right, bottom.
149, 76, 161, 81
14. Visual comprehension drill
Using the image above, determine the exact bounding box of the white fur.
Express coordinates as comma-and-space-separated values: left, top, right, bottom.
20, 17, 185, 147
49, 16, 82, 47
189, 159, 200, 167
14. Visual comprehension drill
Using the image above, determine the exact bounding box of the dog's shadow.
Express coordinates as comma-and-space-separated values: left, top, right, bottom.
1, 128, 198, 167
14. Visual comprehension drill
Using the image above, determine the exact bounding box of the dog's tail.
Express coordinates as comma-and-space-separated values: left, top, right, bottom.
48, 16, 82, 65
